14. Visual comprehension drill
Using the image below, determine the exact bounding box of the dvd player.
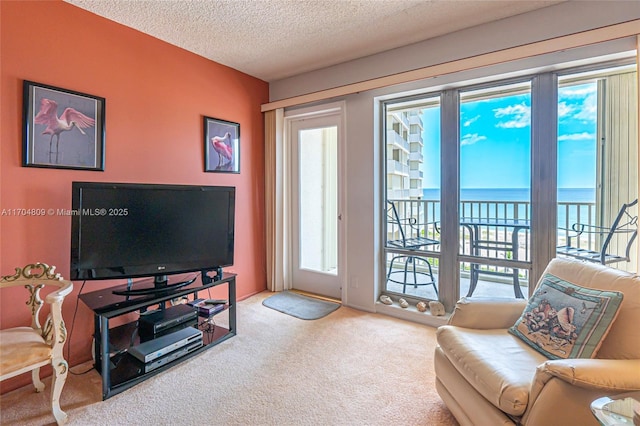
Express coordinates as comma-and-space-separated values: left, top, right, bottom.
139, 304, 198, 340
141, 339, 203, 373
139, 318, 198, 342
129, 326, 203, 364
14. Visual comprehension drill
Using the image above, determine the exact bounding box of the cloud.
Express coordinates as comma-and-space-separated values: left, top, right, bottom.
493, 103, 530, 128
460, 133, 486, 146
559, 83, 597, 123
463, 115, 480, 127
558, 102, 574, 118
572, 92, 597, 122
559, 85, 597, 98
558, 132, 595, 141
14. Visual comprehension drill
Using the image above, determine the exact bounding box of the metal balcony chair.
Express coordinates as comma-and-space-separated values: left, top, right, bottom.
557, 199, 638, 265
386, 200, 440, 296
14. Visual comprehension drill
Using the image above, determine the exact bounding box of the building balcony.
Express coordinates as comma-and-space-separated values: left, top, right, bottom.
409, 169, 423, 179
409, 188, 423, 198
388, 189, 410, 199
389, 111, 410, 130
409, 133, 423, 144
409, 151, 424, 162
409, 113, 423, 128
386, 129, 410, 152
387, 160, 409, 176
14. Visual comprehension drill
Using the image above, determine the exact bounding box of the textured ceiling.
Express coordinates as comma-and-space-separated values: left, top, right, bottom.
65, 0, 562, 82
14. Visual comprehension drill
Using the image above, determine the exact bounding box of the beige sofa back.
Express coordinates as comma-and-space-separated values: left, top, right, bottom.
542, 258, 640, 359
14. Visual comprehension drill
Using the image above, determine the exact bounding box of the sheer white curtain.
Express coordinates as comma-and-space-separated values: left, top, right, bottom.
264, 108, 290, 291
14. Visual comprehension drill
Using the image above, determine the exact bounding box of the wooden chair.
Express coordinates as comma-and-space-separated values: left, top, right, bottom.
557, 199, 638, 265
0, 263, 73, 425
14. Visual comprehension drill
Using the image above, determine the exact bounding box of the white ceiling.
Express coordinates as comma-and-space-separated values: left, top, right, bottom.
65, 0, 563, 82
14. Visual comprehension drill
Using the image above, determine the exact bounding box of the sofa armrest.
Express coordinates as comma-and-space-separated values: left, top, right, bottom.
530, 359, 640, 403
447, 297, 527, 329
523, 360, 640, 426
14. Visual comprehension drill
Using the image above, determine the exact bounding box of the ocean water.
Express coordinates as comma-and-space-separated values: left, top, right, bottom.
422, 187, 595, 202
419, 187, 595, 226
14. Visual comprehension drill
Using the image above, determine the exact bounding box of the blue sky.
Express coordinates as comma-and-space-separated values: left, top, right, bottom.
422, 82, 597, 190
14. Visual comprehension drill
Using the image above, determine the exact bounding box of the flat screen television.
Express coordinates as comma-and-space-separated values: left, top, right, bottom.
70, 182, 235, 294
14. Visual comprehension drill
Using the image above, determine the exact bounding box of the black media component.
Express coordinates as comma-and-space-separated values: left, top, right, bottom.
138, 339, 203, 374
201, 269, 213, 285
70, 182, 235, 296
201, 267, 224, 285
138, 304, 199, 342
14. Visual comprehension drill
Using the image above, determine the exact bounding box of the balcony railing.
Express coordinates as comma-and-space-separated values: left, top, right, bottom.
386, 129, 410, 152
409, 151, 424, 162
409, 113, 423, 128
385, 198, 610, 298
409, 169, 423, 179
389, 198, 597, 244
409, 133, 423, 144
387, 160, 409, 176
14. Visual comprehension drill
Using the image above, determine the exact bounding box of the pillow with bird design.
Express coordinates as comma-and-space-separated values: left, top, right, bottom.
509, 273, 624, 359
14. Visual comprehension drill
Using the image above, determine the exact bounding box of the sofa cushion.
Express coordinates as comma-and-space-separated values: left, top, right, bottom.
544, 258, 640, 359
436, 326, 548, 416
509, 272, 623, 360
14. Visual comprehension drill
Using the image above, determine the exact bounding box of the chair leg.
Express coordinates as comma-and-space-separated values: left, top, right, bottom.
424, 259, 438, 297
466, 264, 478, 297
386, 256, 395, 281
410, 257, 419, 289
32, 367, 45, 392
402, 258, 410, 293
50, 358, 69, 425
387, 255, 438, 298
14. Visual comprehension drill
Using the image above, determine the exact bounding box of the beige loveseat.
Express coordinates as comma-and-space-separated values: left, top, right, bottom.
435, 258, 640, 425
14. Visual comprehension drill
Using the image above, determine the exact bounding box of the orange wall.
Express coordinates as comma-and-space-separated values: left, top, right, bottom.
1, 1, 268, 392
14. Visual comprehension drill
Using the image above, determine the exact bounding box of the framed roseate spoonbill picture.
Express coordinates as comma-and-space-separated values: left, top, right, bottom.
204, 116, 240, 173
23, 80, 105, 171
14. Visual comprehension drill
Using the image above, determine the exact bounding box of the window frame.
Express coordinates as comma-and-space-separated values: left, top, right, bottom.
381, 58, 637, 310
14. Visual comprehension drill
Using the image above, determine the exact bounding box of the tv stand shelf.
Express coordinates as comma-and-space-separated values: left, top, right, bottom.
79, 273, 236, 399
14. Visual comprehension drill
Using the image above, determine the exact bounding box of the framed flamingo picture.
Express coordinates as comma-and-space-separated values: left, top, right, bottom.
23, 80, 105, 171
204, 116, 240, 173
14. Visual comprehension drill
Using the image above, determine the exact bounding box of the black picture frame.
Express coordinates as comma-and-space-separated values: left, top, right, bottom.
204, 116, 240, 173
23, 80, 105, 171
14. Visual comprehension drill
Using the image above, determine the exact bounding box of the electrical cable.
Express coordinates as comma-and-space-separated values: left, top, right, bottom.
67, 280, 94, 375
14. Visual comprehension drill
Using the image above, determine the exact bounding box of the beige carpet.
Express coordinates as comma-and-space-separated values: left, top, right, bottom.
0, 292, 458, 426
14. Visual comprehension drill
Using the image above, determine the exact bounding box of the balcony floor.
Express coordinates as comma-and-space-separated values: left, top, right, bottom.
385, 269, 529, 300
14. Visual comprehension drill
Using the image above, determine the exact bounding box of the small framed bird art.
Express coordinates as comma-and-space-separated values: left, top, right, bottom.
22, 80, 105, 171
204, 116, 240, 173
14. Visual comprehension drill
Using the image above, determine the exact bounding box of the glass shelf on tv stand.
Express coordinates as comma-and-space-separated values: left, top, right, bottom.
79, 273, 236, 400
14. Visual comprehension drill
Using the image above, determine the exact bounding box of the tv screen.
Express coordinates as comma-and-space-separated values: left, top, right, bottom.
70, 182, 235, 284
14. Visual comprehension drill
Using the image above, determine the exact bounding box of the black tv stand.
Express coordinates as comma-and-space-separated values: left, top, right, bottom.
112, 276, 198, 296
79, 273, 236, 399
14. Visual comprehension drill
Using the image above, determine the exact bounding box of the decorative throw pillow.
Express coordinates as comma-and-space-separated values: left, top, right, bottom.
509, 273, 624, 359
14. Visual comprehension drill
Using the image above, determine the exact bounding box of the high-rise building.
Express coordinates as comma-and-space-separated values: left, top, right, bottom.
386, 107, 423, 200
